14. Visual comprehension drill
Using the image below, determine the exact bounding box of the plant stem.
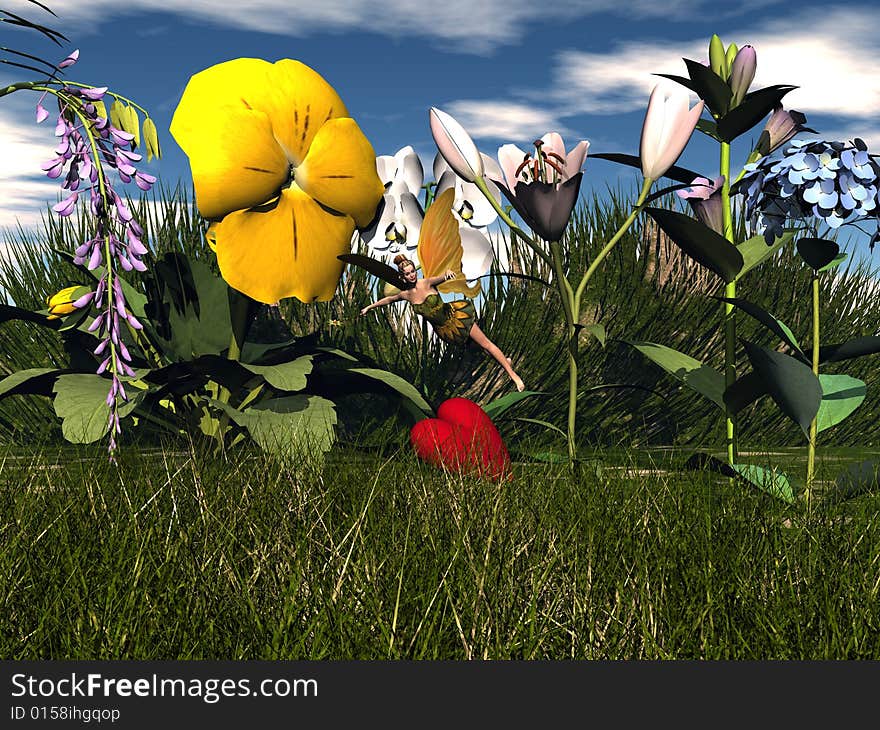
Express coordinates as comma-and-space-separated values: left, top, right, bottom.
214, 294, 254, 449
805, 272, 820, 506
549, 241, 578, 464
720, 141, 737, 466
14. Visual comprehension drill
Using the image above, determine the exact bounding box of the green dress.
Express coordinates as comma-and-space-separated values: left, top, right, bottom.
411, 293, 475, 346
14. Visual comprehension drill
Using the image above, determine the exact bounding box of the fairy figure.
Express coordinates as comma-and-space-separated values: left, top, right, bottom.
339, 189, 525, 392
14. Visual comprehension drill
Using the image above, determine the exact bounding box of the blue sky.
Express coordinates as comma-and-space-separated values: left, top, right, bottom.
3, 0, 880, 263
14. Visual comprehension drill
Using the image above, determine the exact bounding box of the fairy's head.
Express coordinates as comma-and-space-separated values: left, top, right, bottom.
393, 254, 418, 287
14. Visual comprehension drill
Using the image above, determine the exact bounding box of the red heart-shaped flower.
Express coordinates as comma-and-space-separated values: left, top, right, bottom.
411, 398, 510, 480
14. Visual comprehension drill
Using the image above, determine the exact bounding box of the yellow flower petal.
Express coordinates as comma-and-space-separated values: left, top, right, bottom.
261, 60, 348, 165
212, 186, 355, 304
172, 105, 289, 220
297, 117, 385, 228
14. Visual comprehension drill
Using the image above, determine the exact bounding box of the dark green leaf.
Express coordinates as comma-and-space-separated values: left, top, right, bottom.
818, 253, 848, 272
579, 323, 606, 347
588, 153, 701, 184
0, 367, 64, 398
722, 371, 768, 414
512, 417, 567, 438
239, 355, 314, 392
652, 73, 694, 92
683, 58, 732, 117
742, 340, 821, 437
796, 237, 839, 271
714, 297, 806, 361
717, 84, 798, 142
347, 367, 433, 417
0, 303, 62, 329
683, 452, 795, 503
644, 207, 744, 282
819, 336, 880, 364
830, 460, 880, 501
695, 118, 722, 141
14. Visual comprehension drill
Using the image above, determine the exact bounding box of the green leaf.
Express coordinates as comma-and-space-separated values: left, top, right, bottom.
0, 368, 63, 398
815, 374, 866, 433
683, 452, 795, 503
731, 463, 796, 504
717, 84, 798, 142
683, 57, 733, 116
240, 355, 313, 392
52, 374, 142, 443
734, 230, 792, 280
314, 346, 359, 362
579, 323, 606, 348
818, 253, 848, 272
513, 417, 566, 438
695, 118, 722, 141
714, 297, 807, 361
347, 367, 433, 417
588, 153, 701, 185
216, 395, 337, 458
622, 340, 726, 410
742, 340, 821, 438
0, 303, 62, 329
796, 237, 840, 271
643, 207, 744, 282
819, 336, 880, 364
723, 371, 768, 414
482, 390, 544, 420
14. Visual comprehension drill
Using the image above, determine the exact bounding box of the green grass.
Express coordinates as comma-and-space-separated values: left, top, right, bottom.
2, 442, 879, 659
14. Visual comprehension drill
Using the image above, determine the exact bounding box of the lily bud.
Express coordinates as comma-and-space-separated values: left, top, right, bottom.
640, 83, 705, 181
725, 42, 739, 72
729, 45, 757, 108
46, 285, 92, 319
708, 34, 728, 80
757, 105, 812, 157
429, 107, 484, 183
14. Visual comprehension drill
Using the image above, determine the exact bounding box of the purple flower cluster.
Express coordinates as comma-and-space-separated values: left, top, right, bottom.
736, 138, 880, 244
36, 50, 157, 454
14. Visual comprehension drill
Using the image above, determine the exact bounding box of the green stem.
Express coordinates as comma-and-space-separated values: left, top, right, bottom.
806, 273, 820, 506
215, 295, 254, 449
549, 241, 577, 464
472, 176, 552, 267
720, 141, 737, 466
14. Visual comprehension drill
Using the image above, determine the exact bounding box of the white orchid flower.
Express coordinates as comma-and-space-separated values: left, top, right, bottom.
433, 152, 503, 228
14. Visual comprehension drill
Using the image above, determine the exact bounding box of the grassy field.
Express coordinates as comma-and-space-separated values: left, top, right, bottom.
2, 443, 878, 660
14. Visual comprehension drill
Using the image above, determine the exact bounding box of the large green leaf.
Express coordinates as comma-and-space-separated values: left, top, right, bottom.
216, 395, 337, 458
717, 84, 798, 142
722, 371, 768, 414
150, 254, 233, 360
714, 297, 807, 361
735, 230, 792, 280
240, 355, 313, 392
742, 340, 821, 438
483, 390, 544, 420
52, 374, 143, 443
815, 374, 866, 434
0, 368, 64, 398
622, 340, 725, 409
579, 323, 606, 348
819, 336, 880, 364
643, 207, 744, 283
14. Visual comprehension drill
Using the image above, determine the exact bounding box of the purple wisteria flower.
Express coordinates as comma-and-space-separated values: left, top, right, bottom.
35, 49, 155, 457
734, 137, 880, 244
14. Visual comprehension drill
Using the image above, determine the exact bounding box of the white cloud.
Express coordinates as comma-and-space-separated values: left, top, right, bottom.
442, 101, 575, 143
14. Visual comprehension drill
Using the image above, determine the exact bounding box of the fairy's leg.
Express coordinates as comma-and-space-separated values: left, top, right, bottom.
468, 323, 525, 392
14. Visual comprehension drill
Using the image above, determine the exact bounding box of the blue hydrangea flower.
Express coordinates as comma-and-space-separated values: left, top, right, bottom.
733, 137, 880, 242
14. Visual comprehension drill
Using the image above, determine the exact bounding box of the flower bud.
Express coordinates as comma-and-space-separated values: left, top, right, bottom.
46, 285, 92, 319
729, 45, 757, 108
429, 107, 484, 183
640, 83, 705, 181
708, 34, 728, 80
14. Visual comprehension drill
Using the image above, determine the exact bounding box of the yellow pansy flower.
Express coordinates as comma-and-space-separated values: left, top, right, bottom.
170, 58, 384, 304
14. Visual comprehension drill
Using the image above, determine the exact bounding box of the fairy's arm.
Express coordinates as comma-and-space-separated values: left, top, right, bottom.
360, 293, 404, 316
424, 270, 457, 288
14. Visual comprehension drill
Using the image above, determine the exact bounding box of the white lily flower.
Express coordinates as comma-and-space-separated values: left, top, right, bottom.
640, 82, 704, 181
429, 107, 484, 182
433, 152, 503, 228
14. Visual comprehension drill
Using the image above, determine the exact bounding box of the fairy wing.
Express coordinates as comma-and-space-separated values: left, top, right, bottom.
337, 253, 408, 290
417, 188, 481, 298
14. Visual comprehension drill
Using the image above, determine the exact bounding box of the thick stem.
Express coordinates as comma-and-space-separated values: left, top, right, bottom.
720, 142, 737, 466
215, 294, 255, 448
805, 273, 820, 506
